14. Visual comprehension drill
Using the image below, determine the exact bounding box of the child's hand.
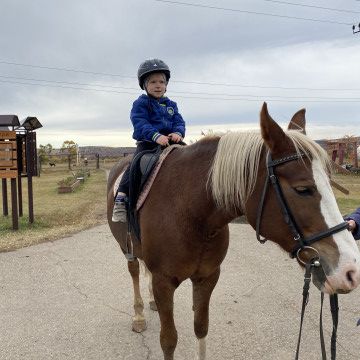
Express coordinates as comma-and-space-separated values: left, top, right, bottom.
168, 133, 182, 143
348, 219, 357, 232
156, 135, 169, 146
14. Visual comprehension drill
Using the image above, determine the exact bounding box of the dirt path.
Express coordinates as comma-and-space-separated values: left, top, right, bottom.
1, 223, 359, 359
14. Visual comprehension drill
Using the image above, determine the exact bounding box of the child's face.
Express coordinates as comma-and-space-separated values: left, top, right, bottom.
145, 73, 167, 99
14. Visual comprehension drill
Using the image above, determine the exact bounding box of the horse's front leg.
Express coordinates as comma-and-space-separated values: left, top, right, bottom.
191, 268, 221, 360
141, 261, 158, 311
127, 259, 147, 332
152, 273, 178, 360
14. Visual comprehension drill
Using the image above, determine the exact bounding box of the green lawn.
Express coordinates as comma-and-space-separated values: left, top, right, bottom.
0, 165, 108, 251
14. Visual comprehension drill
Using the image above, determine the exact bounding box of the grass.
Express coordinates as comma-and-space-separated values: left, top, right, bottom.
0, 162, 115, 252
331, 174, 360, 216
0, 164, 359, 252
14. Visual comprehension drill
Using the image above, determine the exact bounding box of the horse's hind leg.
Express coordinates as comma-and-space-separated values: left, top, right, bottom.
191, 268, 221, 360
128, 259, 147, 332
152, 274, 178, 360
142, 261, 157, 311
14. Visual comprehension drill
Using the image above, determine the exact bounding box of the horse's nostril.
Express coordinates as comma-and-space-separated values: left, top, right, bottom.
346, 270, 355, 286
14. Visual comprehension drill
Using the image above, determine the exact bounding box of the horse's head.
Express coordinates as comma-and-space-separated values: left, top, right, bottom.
248, 103, 360, 294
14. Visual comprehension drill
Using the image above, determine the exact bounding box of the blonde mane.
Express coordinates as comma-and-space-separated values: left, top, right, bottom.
209, 130, 331, 212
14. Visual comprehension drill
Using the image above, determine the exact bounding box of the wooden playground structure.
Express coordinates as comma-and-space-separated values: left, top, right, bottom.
326, 136, 359, 169
0, 115, 42, 230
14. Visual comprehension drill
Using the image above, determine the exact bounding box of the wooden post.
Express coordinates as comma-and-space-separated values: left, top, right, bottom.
10, 178, 18, 229
96, 153, 100, 169
2, 178, 8, 216
17, 175, 23, 217
354, 141, 359, 168
25, 132, 35, 223
0, 131, 18, 229
28, 176, 34, 223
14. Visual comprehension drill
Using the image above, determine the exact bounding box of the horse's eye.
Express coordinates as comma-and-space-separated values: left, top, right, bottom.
294, 186, 314, 196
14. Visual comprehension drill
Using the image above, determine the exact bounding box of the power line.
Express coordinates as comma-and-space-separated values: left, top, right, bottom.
174, 79, 360, 91
0, 79, 138, 95
262, 0, 360, 14
0, 74, 137, 91
1, 60, 360, 92
2, 74, 360, 100
0, 60, 135, 79
152, 0, 353, 25
2, 79, 360, 103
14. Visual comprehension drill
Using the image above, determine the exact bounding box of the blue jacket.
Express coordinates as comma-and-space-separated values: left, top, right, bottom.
344, 207, 360, 240
130, 94, 185, 142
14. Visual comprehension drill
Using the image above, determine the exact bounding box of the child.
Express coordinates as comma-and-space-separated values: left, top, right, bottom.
345, 207, 360, 240
112, 58, 186, 222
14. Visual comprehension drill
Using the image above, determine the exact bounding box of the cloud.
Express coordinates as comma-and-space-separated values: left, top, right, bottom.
0, 0, 359, 147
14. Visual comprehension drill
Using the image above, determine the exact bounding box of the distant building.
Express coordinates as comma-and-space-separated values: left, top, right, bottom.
46, 146, 136, 159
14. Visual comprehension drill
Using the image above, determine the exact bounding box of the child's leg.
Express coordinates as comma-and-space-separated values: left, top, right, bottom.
112, 166, 130, 223
112, 141, 159, 223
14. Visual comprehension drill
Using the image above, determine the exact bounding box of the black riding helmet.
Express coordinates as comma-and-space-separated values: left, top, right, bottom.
137, 59, 170, 90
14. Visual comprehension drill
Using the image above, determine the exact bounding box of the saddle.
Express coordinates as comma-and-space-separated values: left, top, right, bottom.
126, 141, 185, 242
125, 145, 161, 241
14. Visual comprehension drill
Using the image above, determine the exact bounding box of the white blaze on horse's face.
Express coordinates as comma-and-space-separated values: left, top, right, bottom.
312, 158, 360, 293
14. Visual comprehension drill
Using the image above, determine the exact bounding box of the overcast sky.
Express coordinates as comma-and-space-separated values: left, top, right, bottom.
1, 0, 360, 147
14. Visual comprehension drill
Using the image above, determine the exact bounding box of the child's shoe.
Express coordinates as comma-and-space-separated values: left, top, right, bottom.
112, 195, 127, 223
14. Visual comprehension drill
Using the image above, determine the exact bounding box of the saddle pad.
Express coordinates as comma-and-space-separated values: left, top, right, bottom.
113, 145, 180, 209
136, 145, 180, 211
113, 171, 124, 197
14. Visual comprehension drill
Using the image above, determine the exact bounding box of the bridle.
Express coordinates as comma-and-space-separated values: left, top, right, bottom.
256, 151, 348, 259
255, 151, 349, 360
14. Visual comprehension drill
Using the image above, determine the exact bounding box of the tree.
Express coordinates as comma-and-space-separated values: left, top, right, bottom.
61, 140, 78, 170
38, 143, 53, 162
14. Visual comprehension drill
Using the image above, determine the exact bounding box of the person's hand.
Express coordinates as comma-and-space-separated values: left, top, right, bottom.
347, 219, 357, 232
168, 133, 182, 143
156, 135, 169, 146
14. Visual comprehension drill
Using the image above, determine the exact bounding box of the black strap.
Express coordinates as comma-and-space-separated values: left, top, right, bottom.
256, 174, 269, 243
329, 294, 339, 360
319, 292, 327, 359
295, 263, 312, 360
290, 222, 349, 257
296, 265, 340, 360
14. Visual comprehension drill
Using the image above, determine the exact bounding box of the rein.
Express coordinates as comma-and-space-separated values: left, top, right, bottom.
296, 261, 339, 360
255, 151, 346, 359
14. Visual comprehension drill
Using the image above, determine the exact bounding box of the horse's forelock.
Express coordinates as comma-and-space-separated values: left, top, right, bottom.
209, 130, 330, 212
286, 130, 331, 172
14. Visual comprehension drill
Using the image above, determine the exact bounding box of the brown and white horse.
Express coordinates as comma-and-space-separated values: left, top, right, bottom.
107, 103, 360, 360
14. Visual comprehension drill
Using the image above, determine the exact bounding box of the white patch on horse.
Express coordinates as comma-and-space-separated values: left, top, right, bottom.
198, 337, 206, 360
312, 159, 360, 269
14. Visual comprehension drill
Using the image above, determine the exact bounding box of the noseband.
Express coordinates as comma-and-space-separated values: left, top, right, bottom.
256, 151, 349, 259
255, 151, 349, 360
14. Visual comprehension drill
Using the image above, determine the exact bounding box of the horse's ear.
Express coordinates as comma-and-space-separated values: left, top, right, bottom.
288, 109, 306, 134
260, 102, 289, 154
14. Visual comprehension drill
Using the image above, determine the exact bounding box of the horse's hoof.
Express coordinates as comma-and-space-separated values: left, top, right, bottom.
132, 319, 147, 333
149, 300, 158, 311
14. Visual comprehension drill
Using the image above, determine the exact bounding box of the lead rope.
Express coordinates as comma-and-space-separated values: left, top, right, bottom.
296, 264, 339, 360
295, 263, 312, 360
320, 293, 327, 359
329, 294, 339, 360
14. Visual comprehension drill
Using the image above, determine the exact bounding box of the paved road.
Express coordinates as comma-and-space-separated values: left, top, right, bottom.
1, 224, 360, 360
